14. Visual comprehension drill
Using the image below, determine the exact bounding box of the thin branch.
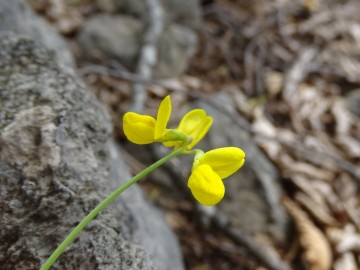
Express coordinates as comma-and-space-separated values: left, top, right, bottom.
257, 134, 360, 180
211, 212, 291, 270
282, 47, 317, 106
79, 64, 151, 84
131, 0, 164, 113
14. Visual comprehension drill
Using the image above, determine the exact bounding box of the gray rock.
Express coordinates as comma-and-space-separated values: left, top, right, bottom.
77, 15, 197, 78
156, 24, 197, 78
108, 142, 184, 270
96, 0, 201, 30
0, 0, 75, 71
77, 15, 142, 71
0, 33, 184, 270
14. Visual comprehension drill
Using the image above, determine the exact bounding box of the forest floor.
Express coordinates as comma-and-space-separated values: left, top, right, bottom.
31, 0, 360, 269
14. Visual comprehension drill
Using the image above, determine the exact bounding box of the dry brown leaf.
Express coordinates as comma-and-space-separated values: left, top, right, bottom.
342, 200, 360, 232
289, 173, 338, 225
288, 161, 334, 181
307, 99, 331, 132
252, 107, 282, 158
148, 84, 168, 97
328, 225, 360, 253
334, 253, 357, 270
283, 198, 332, 270
181, 75, 203, 89
165, 211, 190, 230
289, 174, 325, 204
296, 87, 331, 132
301, 135, 343, 170
304, 134, 341, 157
295, 193, 336, 226
335, 135, 360, 158
332, 99, 353, 135
339, 57, 360, 83
336, 173, 358, 201
157, 78, 186, 92
349, 23, 360, 44
303, 0, 321, 11
230, 87, 253, 116
265, 70, 283, 97
47, 0, 83, 34
28, 0, 48, 11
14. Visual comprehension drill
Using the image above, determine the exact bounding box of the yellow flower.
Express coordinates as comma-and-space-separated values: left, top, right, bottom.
154, 95, 171, 140
164, 109, 212, 150
123, 96, 212, 149
188, 164, 225, 206
177, 109, 213, 149
195, 147, 245, 178
123, 113, 156, 144
188, 147, 245, 206
123, 96, 171, 144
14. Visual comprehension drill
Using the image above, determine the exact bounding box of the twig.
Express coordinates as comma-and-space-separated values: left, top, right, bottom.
276, 5, 302, 53
211, 212, 291, 270
130, 0, 164, 113
243, 37, 258, 95
255, 37, 266, 95
297, 2, 358, 34
218, 32, 242, 79
79, 64, 151, 84
282, 47, 317, 106
259, 134, 360, 180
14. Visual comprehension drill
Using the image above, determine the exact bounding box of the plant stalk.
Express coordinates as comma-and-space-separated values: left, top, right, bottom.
40, 147, 185, 270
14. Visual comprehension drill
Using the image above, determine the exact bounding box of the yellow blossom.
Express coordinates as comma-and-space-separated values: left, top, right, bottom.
123, 113, 156, 144
123, 96, 212, 149
154, 95, 171, 140
177, 109, 212, 149
188, 147, 245, 206
188, 164, 225, 206
123, 95, 246, 206
195, 147, 245, 178
123, 96, 171, 144
164, 109, 212, 150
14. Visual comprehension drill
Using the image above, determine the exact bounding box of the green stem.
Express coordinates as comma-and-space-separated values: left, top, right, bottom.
181, 149, 203, 159
40, 147, 185, 270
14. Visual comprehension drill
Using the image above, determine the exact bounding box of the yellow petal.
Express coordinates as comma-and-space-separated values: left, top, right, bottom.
188, 164, 225, 206
198, 147, 245, 178
155, 95, 171, 140
162, 140, 177, 147
123, 112, 156, 144
177, 109, 212, 149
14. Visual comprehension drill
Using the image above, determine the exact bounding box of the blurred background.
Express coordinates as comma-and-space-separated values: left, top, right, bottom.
28, 0, 360, 269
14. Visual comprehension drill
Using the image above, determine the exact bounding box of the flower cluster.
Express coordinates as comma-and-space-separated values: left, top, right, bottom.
123, 96, 245, 206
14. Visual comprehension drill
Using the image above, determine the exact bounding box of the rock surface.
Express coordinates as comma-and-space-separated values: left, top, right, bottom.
77, 15, 142, 70
0, 33, 184, 270
77, 14, 197, 78
0, 0, 74, 71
